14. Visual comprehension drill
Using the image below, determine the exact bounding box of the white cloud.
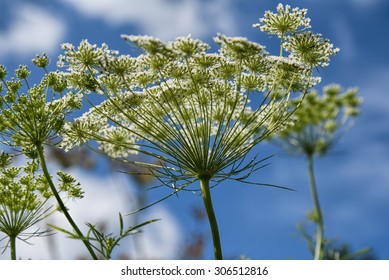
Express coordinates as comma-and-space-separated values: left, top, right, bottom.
0, 4, 66, 59
60, 0, 237, 39
135, 206, 182, 259
0, 166, 182, 260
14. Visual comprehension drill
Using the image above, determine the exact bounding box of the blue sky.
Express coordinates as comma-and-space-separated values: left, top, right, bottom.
1, 0, 389, 260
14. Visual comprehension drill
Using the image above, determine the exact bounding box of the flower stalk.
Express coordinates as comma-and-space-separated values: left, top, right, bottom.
36, 144, 98, 260
9, 235, 16, 260
307, 153, 324, 260
199, 177, 222, 260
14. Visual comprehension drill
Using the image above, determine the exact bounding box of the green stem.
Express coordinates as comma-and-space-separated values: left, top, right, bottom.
199, 178, 222, 260
10, 235, 16, 260
36, 144, 98, 260
280, 33, 284, 56
307, 154, 324, 260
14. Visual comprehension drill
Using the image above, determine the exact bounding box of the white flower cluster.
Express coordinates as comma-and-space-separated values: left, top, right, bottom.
253, 4, 311, 37
58, 4, 338, 183
253, 4, 339, 69
283, 32, 340, 68
277, 84, 362, 156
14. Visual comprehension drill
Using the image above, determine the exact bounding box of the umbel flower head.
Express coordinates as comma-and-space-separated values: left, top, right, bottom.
58, 4, 338, 189
253, 3, 311, 37
0, 152, 52, 257
0, 150, 83, 259
0, 60, 82, 153
58, 37, 302, 187
277, 84, 362, 156
253, 3, 339, 67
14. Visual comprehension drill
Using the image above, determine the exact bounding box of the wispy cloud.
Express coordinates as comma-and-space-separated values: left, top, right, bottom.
60, 0, 237, 40
0, 4, 66, 59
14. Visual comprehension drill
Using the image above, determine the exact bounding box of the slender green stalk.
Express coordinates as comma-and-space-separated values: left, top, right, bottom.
307, 154, 324, 260
280, 33, 284, 56
10, 235, 16, 260
199, 178, 222, 260
36, 144, 98, 260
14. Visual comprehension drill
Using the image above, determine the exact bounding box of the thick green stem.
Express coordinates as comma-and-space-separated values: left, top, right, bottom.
199, 178, 222, 260
307, 154, 324, 260
10, 235, 16, 260
36, 145, 98, 260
